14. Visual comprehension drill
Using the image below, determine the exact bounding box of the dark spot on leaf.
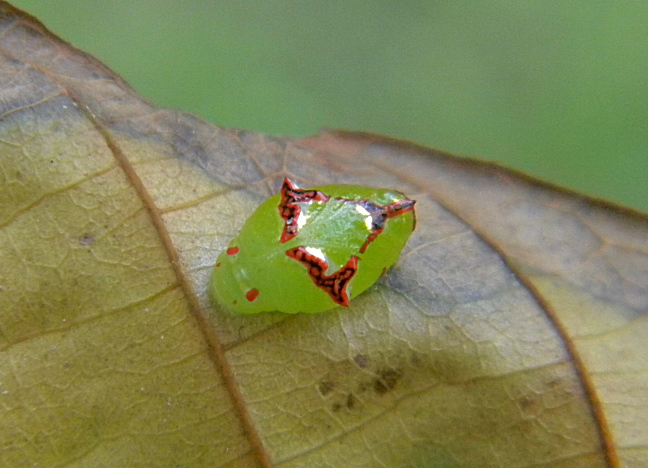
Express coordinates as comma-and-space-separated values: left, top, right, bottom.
353, 354, 369, 369
318, 381, 335, 396
346, 394, 356, 410
79, 234, 95, 246
410, 352, 422, 367
518, 395, 539, 415
373, 368, 402, 394
356, 381, 371, 393
332, 402, 342, 412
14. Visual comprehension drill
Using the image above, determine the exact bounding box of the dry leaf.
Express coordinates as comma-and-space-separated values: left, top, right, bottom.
1, 2, 646, 467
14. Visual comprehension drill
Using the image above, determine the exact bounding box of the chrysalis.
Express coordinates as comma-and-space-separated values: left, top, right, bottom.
211, 178, 416, 314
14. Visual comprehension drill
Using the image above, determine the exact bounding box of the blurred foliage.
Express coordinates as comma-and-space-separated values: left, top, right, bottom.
13, 0, 648, 212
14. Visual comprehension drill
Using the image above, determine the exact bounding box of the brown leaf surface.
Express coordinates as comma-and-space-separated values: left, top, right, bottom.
1, 2, 647, 467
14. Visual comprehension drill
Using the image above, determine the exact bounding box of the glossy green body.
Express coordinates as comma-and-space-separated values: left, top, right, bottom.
211, 181, 415, 314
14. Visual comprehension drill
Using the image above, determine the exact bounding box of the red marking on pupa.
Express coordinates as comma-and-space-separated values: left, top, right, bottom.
278, 178, 330, 243
286, 247, 359, 306
246, 288, 259, 302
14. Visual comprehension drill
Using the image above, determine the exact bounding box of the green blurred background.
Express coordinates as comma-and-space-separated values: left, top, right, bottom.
13, 1, 648, 212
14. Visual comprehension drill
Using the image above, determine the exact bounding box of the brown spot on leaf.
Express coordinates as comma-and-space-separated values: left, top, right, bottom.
409, 352, 420, 367
353, 354, 369, 369
356, 381, 370, 394
373, 368, 402, 394
318, 381, 335, 396
518, 395, 540, 415
331, 394, 357, 413
79, 234, 95, 246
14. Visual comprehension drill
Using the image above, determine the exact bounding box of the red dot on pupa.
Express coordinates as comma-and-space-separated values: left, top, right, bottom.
227, 247, 240, 256
246, 288, 259, 302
